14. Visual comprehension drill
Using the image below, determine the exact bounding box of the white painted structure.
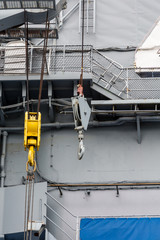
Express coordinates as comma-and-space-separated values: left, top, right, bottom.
4, 40, 26, 73
135, 17, 160, 71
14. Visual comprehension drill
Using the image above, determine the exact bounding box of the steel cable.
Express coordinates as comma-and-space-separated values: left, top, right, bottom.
79, 0, 85, 88
30, 178, 35, 240
37, 11, 50, 113
24, 178, 28, 240
24, 10, 30, 112
26, 178, 32, 240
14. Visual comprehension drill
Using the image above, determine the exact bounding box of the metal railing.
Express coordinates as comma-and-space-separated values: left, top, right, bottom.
0, 45, 92, 74
1, 44, 160, 99
45, 191, 160, 240
91, 48, 127, 98
45, 192, 80, 240
124, 68, 160, 99
91, 49, 160, 99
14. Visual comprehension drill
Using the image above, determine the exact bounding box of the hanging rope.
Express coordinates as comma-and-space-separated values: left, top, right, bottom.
24, 173, 35, 240
24, 12, 50, 240
37, 11, 50, 114
24, 10, 47, 240
78, 0, 85, 96
24, 10, 30, 112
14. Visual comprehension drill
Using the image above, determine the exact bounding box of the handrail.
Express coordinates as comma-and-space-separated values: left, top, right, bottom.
44, 215, 74, 240
45, 192, 77, 218
92, 48, 123, 69
1, 44, 160, 99
78, 214, 160, 219
45, 192, 79, 240
44, 203, 76, 231
45, 191, 160, 239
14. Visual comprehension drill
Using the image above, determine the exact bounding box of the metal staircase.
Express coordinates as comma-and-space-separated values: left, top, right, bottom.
91, 49, 127, 99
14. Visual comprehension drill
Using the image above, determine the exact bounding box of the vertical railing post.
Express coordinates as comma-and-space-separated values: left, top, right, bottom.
45, 228, 48, 240
126, 68, 129, 99
53, 45, 56, 74
90, 46, 93, 74
47, 47, 52, 74
76, 217, 80, 240
63, 45, 65, 72
30, 45, 33, 73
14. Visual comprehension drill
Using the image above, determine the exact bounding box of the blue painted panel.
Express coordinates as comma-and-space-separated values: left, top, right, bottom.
80, 218, 160, 240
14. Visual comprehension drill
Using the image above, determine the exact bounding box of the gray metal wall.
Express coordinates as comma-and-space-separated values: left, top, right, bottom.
1, 0, 160, 67
1, 1, 160, 239
0, 189, 5, 236
58, 0, 160, 66
4, 122, 160, 185
0, 182, 47, 236
47, 188, 160, 239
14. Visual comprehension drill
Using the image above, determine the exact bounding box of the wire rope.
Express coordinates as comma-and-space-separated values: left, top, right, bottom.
37, 11, 50, 113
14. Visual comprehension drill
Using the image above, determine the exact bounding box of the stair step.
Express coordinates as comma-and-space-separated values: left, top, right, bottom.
91, 83, 123, 100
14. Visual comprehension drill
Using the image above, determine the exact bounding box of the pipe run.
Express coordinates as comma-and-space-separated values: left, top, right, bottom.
48, 182, 160, 188
0, 131, 8, 187
1, 116, 160, 132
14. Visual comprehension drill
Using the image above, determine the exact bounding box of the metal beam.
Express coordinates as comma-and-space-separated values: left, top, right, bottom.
0, 0, 66, 31
0, 72, 92, 81
73, 80, 78, 96
0, 0, 56, 9
48, 81, 54, 122
91, 99, 160, 105
91, 83, 123, 100
22, 82, 26, 109
0, 28, 58, 39
0, 83, 4, 125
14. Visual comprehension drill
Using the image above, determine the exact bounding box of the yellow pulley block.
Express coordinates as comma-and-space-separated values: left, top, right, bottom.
24, 112, 41, 169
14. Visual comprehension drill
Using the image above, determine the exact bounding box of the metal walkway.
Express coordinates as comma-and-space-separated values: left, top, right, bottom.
0, 44, 160, 100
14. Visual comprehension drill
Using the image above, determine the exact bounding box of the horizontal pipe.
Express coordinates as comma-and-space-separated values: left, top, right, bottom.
1, 116, 160, 132
48, 182, 160, 187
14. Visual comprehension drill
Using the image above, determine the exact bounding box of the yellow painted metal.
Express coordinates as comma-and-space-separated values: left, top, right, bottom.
24, 111, 41, 167
26, 159, 36, 173
28, 145, 35, 166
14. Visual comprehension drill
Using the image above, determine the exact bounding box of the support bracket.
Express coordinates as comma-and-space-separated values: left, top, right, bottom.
48, 81, 54, 122
116, 185, 119, 197
136, 115, 141, 144
0, 83, 4, 126
22, 81, 26, 109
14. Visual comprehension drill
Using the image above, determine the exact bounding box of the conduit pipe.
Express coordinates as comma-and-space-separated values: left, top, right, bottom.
0, 131, 8, 187
48, 182, 160, 187
0, 116, 160, 132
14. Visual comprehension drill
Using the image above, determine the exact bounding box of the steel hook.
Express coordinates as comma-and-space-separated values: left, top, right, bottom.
78, 139, 85, 160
